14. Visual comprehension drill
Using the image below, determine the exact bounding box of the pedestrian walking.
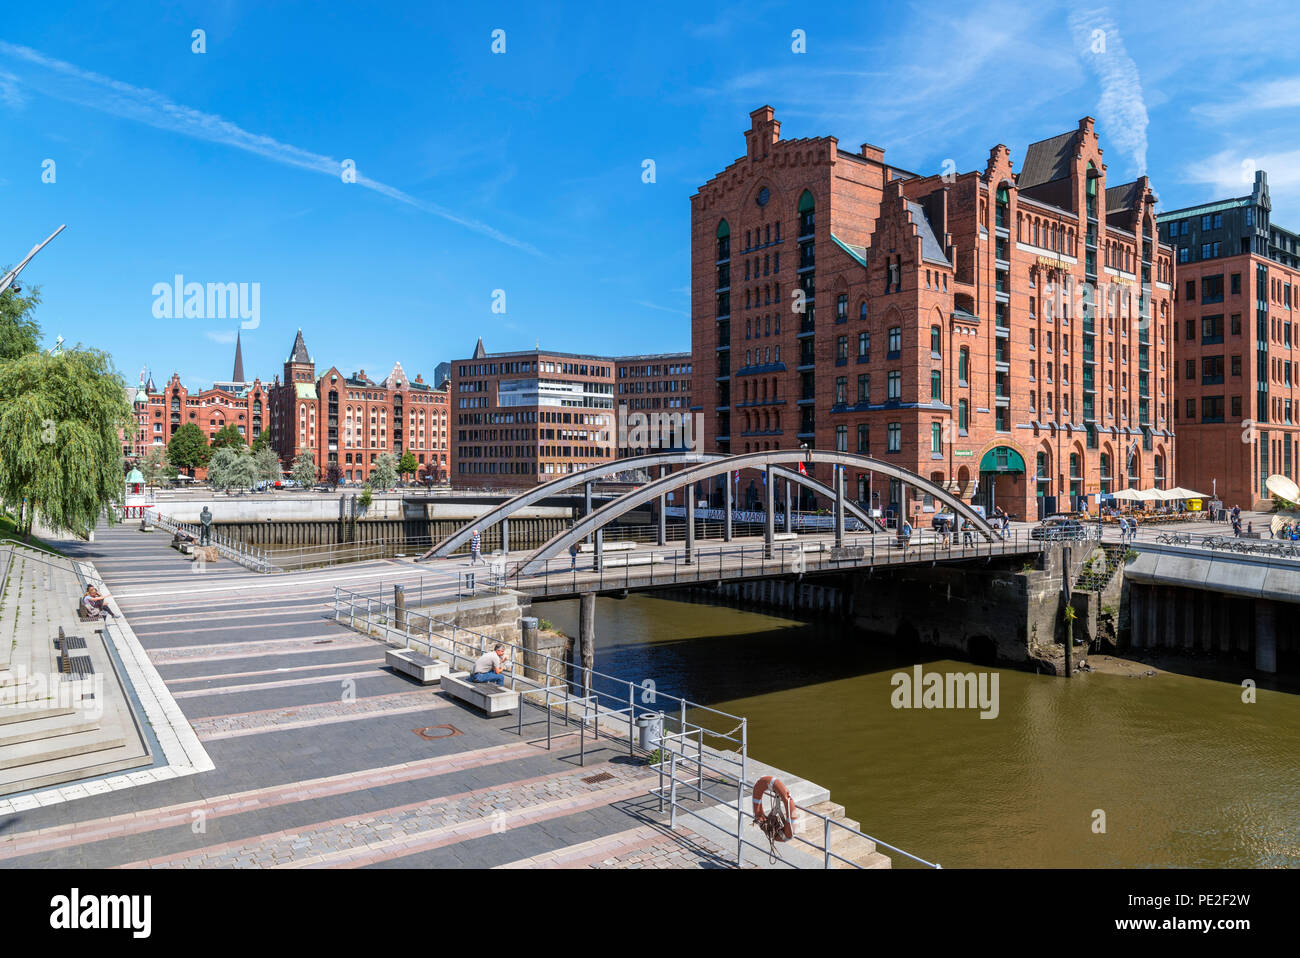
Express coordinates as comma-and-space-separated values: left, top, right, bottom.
569, 541, 580, 569
470, 528, 481, 565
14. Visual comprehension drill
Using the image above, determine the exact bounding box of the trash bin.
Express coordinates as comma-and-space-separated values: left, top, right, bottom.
635, 712, 665, 751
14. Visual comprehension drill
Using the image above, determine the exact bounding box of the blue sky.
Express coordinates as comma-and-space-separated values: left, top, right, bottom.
3, 0, 1300, 390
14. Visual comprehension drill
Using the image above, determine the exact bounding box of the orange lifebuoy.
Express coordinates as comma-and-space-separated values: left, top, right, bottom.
752, 775, 796, 842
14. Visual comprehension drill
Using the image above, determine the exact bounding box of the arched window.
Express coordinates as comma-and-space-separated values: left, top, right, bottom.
995, 185, 1010, 228
930, 325, 942, 356
859, 301, 867, 322
798, 190, 816, 236
716, 220, 730, 261
958, 347, 970, 384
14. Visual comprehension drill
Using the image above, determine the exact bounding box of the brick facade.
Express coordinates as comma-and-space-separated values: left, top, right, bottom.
1161, 171, 1300, 507
691, 107, 1176, 520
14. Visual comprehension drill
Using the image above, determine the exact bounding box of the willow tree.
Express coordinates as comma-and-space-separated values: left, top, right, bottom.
291, 451, 318, 488
0, 346, 133, 539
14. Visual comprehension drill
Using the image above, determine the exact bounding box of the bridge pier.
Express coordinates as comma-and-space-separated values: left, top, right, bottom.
1255, 600, 1278, 674
724, 479, 733, 542
594, 528, 603, 573
657, 465, 667, 547
785, 479, 792, 534
584, 482, 593, 544
501, 517, 509, 554
764, 470, 774, 559
685, 484, 695, 564
578, 592, 595, 697
834, 465, 845, 549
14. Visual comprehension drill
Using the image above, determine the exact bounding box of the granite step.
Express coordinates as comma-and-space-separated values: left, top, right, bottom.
0, 729, 128, 774
0, 706, 77, 726
0, 717, 101, 749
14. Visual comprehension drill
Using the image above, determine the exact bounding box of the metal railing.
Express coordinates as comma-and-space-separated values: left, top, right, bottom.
150, 512, 274, 573
505, 528, 1047, 597
329, 584, 938, 869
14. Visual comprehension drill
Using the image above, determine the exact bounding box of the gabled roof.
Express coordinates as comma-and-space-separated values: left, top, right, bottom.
1106, 181, 1141, 214
1017, 130, 1076, 190
380, 361, 408, 389
906, 201, 951, 267
830, 234, 867, 267
287, 328, 312, 364
472, 337, 486, 360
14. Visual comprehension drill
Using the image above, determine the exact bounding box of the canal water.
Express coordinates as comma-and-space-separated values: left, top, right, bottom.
538, 593, 1300, 868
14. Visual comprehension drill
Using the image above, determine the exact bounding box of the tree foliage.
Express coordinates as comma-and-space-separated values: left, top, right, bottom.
252, 445, 281, 483
142, 445, 171, 486
291, 452, 318, 488
167, 422, 210, 473
210, 424, 246, 451
0, 347, 133, 537
371, 452, 398, 490
251, 429, 272, 453
0, 282, 42, 362
207, 446, 258, 492
398, 451, 418, 480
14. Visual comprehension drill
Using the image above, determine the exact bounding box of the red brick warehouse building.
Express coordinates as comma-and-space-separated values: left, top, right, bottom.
1160, 170, 1300, 507
691, 106, 1177, 520
267, 329, 450, 485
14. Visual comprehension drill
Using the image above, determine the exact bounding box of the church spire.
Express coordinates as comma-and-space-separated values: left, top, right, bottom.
232, 330, 245, 383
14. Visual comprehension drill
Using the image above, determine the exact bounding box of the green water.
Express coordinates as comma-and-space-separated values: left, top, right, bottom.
540, 593, 1300, 868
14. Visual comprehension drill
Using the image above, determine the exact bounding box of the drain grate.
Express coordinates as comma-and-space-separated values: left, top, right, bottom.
582, 772, 615, 785
55, 635, 89, 651
414, 724, 462, 740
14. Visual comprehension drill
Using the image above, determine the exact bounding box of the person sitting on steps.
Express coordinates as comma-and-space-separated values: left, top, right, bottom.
82, 585, 117, 619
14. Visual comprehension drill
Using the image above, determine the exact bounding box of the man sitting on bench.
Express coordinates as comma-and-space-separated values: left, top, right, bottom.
470, 644, 508, 686
82, 586, 118, 619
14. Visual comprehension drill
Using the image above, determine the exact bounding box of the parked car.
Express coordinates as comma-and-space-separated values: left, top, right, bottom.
1031, 517, 1091, 541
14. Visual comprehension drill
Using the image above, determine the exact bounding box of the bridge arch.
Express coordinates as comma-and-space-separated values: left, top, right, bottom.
419, 451, 879, 561
517, 450, 999, 575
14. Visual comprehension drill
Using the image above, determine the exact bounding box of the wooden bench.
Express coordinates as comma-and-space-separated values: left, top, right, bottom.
385, 648, 449, 685
440, 671, 518, 716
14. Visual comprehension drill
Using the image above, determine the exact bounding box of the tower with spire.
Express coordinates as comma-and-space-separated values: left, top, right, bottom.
284, 328, 315, 384
213, 331, 251, 395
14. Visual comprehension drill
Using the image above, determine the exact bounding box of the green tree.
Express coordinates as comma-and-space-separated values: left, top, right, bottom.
358, 483, 373, 509
371, 452, 398, 490
210, 424, 246, 451
207, 446, 258, 492
0, 347, 133, 538
325, 463, 342, 489
252, 445, 281, 483
251, 429, 272, 453
398, 451, 418, 482
167, 421, 210, 475
0, 281, 42, 362
142, 445, 171, 487
291, 452, 318, 488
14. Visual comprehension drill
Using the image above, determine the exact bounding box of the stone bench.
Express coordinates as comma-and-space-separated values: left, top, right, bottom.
580, 540, 635, 552
385, 648, 449, 685
440, 671, 518, 716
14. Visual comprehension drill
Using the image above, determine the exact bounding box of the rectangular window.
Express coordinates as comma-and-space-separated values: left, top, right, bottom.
888, 371, 901, 400
857, 424, 869, 453
887, 327, 901, 357
835, 424, 847, 452
857, 374, 869, 404
930, 370, 942, 402
858, 331, 870, 360
887, 422, 901, 452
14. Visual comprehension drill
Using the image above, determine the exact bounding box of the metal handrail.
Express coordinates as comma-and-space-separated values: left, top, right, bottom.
330, 583, 939, 870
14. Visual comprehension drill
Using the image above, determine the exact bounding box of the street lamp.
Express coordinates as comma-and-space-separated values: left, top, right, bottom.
0, 225, 67, 297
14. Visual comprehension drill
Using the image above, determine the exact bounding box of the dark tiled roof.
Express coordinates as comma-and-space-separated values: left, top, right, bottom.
1106, 181, 1141, 214
906, 202, 950, 266
1017, 131, 1075, 190
288, 329, 311, 364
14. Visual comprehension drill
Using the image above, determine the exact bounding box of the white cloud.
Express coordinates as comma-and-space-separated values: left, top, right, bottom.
0, 42, 541, 256
0, 69, 24, 108
1193, 76, 1300, 123
1068, 10, 1149, 175
1183, 148, 1300, 195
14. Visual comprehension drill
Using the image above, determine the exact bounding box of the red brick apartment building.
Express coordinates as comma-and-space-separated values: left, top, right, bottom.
1160, 171, 1300, 507
130, 336, 270, 477
267, 329, 449, 485
691, 106, 1177, 520
451, 339, 617, 489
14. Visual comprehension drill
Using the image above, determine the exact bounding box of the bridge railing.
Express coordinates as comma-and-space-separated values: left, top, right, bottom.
329, 583, 936, 869
505, 527, 1046, 596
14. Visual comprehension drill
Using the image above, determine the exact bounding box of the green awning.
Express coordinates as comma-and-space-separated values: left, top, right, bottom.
979, 447, 1026, 473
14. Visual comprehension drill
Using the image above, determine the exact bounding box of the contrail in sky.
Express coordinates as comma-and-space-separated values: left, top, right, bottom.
0, 41, 541, 256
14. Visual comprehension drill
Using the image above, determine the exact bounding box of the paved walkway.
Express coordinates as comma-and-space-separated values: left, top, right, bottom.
0, 522, 750, 869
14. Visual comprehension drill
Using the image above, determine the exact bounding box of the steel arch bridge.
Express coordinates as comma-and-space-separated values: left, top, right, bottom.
419, 451, 880, 561
512, 449, 999, 576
